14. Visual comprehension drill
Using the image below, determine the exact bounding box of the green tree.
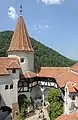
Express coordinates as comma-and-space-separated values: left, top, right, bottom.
48, 88, 63, 120
18, 94, 28, 119
18, 94, 28, 109
0, 31, 75, 67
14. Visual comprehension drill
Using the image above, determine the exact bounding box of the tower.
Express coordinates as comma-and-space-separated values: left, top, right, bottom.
8, 6, 34, 73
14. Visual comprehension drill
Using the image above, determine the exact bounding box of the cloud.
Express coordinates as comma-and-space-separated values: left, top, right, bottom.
8, 6, 18, 20
32, 24, 51, 32
38, 0, 64, 4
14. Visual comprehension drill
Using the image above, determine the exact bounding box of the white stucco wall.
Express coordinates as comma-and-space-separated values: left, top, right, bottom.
64, 84, 78, 114
8, 51, 34, 72
0, 69, 19, 108
64, 84, 70, 114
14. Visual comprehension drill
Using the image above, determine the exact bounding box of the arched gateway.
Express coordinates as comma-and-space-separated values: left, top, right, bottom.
18, 76, 57, 110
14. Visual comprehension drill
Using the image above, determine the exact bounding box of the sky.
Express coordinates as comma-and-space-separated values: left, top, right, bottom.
0, 0, 78, 60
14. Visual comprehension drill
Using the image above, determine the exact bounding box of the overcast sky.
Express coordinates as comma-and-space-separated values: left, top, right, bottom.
0, 0, 78, 60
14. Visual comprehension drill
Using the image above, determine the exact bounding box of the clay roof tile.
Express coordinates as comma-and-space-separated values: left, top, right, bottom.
56, 112, 78, 120
0, 57, 20, 76
8, 16, 34, 52
7, 61, 20, 69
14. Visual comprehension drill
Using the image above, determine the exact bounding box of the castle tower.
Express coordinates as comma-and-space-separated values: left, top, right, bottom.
8, 6, 34, 73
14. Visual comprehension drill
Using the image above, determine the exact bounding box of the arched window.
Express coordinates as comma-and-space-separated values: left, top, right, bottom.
5, 85, 8, 90
10, 84, 13, 89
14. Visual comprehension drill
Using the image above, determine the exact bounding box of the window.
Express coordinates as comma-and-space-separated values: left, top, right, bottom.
20, 58, 24, 63
10, 84, 13, 89
66, 88, 67, 92
12, 69, 16, 73
5, 85, 8, 90
72, 96, 75, 100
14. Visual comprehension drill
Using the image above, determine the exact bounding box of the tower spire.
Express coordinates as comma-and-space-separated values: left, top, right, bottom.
20, 5, 22, 16
8, 10, 34, 52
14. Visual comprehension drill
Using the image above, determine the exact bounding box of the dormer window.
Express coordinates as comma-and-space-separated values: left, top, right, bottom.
20, 58, 24, 63
12, 69, 16, 73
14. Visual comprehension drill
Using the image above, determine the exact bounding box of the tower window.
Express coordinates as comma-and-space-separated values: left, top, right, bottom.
5, 85, 8, 90
10, 84, 13, 89
12, 69, 16, 73
72, 96, 75, 100
20, 58, 24, 63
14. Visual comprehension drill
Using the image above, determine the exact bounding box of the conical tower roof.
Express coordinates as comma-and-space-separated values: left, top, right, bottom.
8, 15, 34, 52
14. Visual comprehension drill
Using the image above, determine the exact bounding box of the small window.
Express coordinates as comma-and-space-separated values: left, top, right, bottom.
5, 85, 8, 90
20, 58, 24, 63
66, 88, 67, 92
10, 84, 13, 89
72, 96, 75, 100
12, 69, 16, 73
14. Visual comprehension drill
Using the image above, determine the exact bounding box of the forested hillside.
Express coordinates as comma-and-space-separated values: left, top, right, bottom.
0, 31, 75, 67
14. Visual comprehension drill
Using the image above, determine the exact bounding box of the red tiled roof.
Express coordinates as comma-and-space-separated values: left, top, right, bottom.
0, 57, 20, 76
7, 61, 20, 69
21, 71, 37, 79
74, 84, 78, 91
56, 112, 78, 120
38, 67, 69, 78
67, 82, 76, 93
8, 16, 34, 52
56, 70, 78, 88
70, 63, 78, 73
0, 67, 9, 76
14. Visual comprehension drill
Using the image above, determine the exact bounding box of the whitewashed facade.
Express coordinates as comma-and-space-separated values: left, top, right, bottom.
0, 69, 19, 108
64, 83, 78, 114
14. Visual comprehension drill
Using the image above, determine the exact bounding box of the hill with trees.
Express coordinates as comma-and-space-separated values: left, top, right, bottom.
0, 31, 75, 67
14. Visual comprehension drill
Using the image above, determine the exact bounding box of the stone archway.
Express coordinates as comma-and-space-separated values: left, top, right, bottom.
30, 86, 42, 100
30, 86, 42, 108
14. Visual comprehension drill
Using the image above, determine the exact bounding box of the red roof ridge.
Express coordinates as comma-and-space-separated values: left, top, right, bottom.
7, 61, 20, 69
69, 69, 78, 74
70, 62, 78, 73
21, 71, 36, 79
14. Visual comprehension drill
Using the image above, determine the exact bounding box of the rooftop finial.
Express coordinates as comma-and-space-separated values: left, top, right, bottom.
20, 5, 22, 16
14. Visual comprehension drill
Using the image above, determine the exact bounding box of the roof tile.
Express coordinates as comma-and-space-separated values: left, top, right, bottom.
56, 112, 78, 120
38, 67, 69, 78
56, 70, 78, 88
21, 71, 37, 79
8, 16, 34, 52
0, 57, 20, 76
